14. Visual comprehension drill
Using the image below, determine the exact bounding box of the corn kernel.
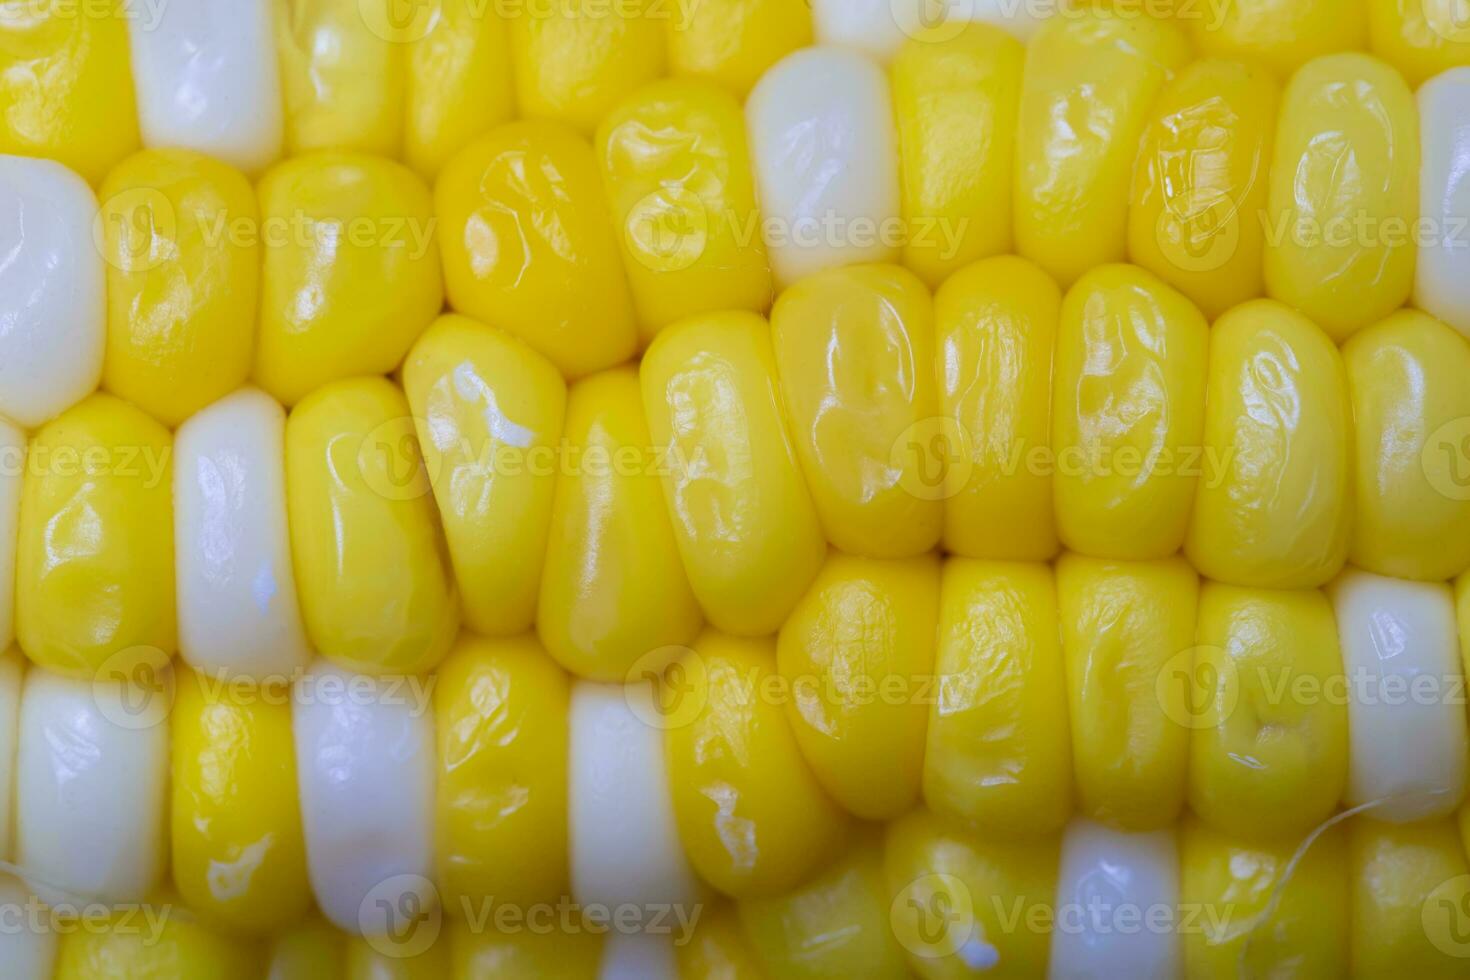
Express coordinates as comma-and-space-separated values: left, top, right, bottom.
1015, 10, 1190, 286
596, 78, 773, 342
771, 264, 942, 558
0, 424, 21, 653
924, 559, 1071, 838
0, 0, 139, 184
274, 0, 403, 157
891, 23, 1024, 288
640, 311, 826, 635
1189, 0, 1369, 78
434, 633, 569, 911
538, 368, 702, 682
16, 393, 174, 679
171, 668, 310, 934
0, 650, 18, 861
0, 874, 54, 977
1187, 300, 1352, 589
1351, 817, 1470, 976
1057, 553, 1195, 831
1414, 67, 1470, 341
406, 0, 515, 180
54, 897, 260, 980
507, 0, 666, 135
1265, 52, 1419, 342
254, 152, 442, 407
676, 901, 765, 980
98, 148, 259, 427
666, 0, 812, 97
345, 934, 449, 979
1190, 582, 1347, 840
778, 552, 939, 821
449, 919, 602, 979
267, 919, 345, 979
1369, 0, 1470, 87
403, 315, 567, 638
1052, 264, 1210, 560
437, 122, 637, 380
1129, 58, 1280, 320
934, 256, 1060, 561
667, 631, 848, 898
285, 377, 458, 676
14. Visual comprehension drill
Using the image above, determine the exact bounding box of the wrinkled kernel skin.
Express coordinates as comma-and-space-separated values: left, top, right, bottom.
449, 920, 603, 979
891, 23, 1024, 288
666, 632, 847, 899
884, 808, 1059, 980
737, 830, 908, 980
508, 0, 666, 135
54, 897, 261, 980
403, 315, 567, 637
1344, 310, 1470, 582
923, 559, 1071, 838
1129, 59, 1280, 320
935, 256, 1060, 561
1370, 0, 1470, 88
1014, 10, 1191, 286
171, 668, 310, 935
771, 264, 942, 558
285, 377, 459, 676
254, 152, 443, 407
1265, 53, 1419, 343
437, 121, 637, 380
537, 367, 703, 682
1180, 817, 1348, 979
1190, 0, 1369, 78
667, 0, 812, 97
1056, 553, 1196, 831
1190, 583, 1348, 841
640, 312, 825, 636
405, 0, 515, 180
16, 393, 175, 679
99, 149, 259, 428
434, 633, 569, 910
777, 552, 938, 822
1052, 264, 1210, 560
1350, 818, 1470, 977
0, 0, 139, 185
595, 79, 773, 342
1187, 300, 1353, 589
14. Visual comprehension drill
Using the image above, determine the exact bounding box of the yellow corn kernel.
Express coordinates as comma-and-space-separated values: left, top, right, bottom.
54, 898, 260, 980
1352, 817, 1470, 976
437, 122, 636, 380
16, 393, 173, 678
777, 552, 938, 821
1056, 553, 1196, 831
1344, 310, 1470, 581
1186, 300, 1353, 589
508, 0, 665, 135
449, 919, 602, 979
435, 632, 569, 911
1180, 817, 1348, 978
676, 901, 765, 980
639, 311, 825, 635
1015, 10, 1190, 286
345, 935, 448, 978
285, 377, 458, 675
538, 367, 702, 681
171, 669, 309, 934
770, 264, 942, 558
1370, 0, 1470, 88
97, 149, 258, 428
738, 829, 908, 980
405, 0, 515, 179
273, 0, 403, 156
403, 315, 567, 637
254, 152, 442, 407
1191, 0, 1368, 78
267, 919, 344, 979
885, 807, 1059, 980
0, 0, 138, 185
933, 256, 1060, 561
0, 425, 19, 654
1051, 264, 1210, 560
1128, 58, 1280, 320
924, 559, 1071, 838
1459, 572, 1470, 680
667, 631, 847, 898
891, 23, 1024, 289
1265, 53, 1419, 343
666, 0, 811, 97
596, 79, 772, 343
1189, 582, 1348, 841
